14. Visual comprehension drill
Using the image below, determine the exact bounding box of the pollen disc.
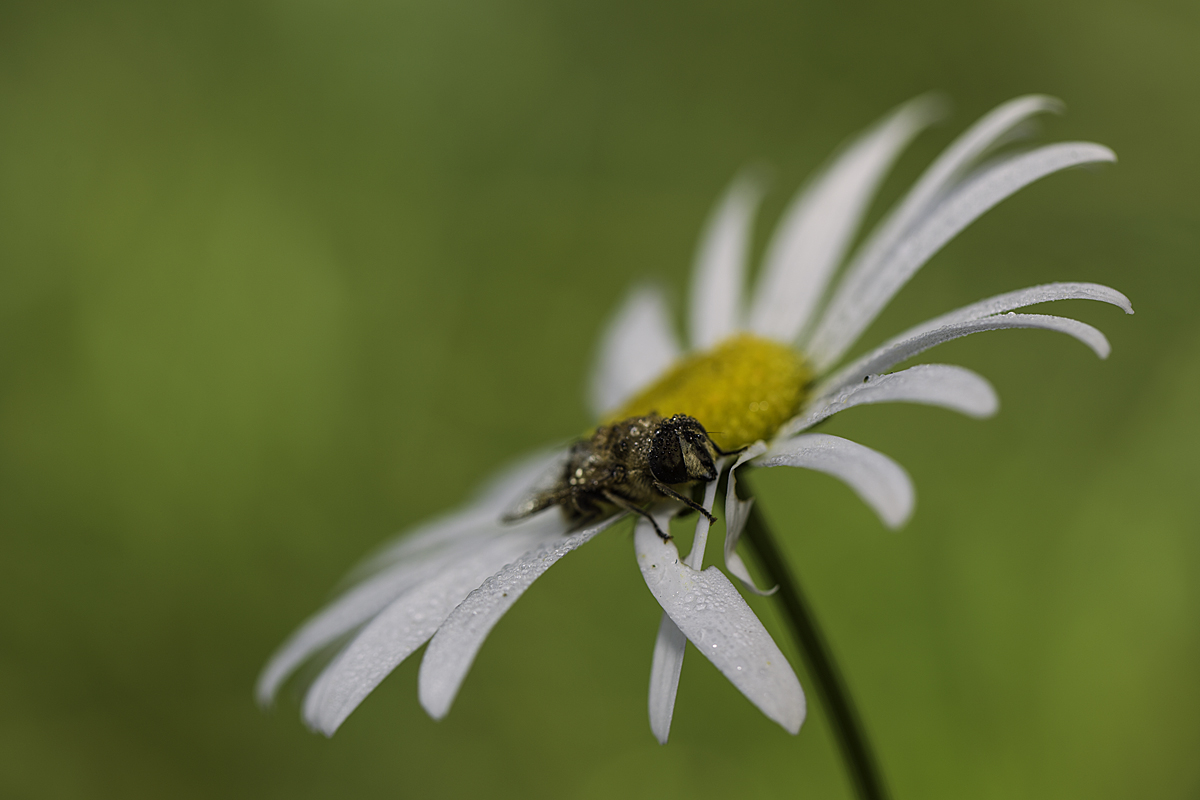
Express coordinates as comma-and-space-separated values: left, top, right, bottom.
608, 334, 810, 450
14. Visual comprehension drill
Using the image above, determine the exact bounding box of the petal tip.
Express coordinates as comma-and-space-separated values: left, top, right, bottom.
905, 91, 951, 125
885, 492, 916, 530
254, 676, 274, 708
1088, 143, 1118, 164
1057, 142, 1117, 167
778, 692, 807, 735
1035, 94, 1066, 114
974, 386, 1001, 419
733, 572, 779, 596
302, 710, 341, 738
419, 689, 452, 721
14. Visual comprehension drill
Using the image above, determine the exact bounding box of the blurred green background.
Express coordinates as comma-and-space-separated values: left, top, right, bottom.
1, 0, 1197, 798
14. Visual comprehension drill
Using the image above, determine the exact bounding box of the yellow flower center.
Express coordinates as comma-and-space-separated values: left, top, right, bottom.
606, 334, 811, 450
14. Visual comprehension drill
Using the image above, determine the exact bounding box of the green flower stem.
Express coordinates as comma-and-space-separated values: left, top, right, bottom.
743, 503, 889, 800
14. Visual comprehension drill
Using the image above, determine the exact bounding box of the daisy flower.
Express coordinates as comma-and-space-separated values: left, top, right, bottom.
258, 95, 1131, 745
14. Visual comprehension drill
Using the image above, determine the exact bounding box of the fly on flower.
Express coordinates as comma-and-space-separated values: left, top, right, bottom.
502, 413, 741, 541
258, 94, 1131, 745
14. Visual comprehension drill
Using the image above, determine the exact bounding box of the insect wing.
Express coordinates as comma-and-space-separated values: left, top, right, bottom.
500, 448, 572, 522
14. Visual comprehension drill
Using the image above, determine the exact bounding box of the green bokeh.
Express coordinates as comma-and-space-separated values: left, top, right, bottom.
1, 0, 1197, 798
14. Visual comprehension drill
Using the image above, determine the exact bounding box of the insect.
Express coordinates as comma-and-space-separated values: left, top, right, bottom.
502, 413, 741, 540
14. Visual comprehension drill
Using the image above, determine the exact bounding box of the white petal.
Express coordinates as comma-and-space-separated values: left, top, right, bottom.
778, 364, 998, 439
303, 519, 563, 735
417, 517, 618, 720
635, 517, 806, 734
348, 449, 569, 582
257, 539, 475, 707
755, 434, 914, 529
259, 451, 573, 706
647, 613, 688, 745
804, 142, 1116, 371
688, 174, 764, 350
341, 509, 510, 586
815, 312, 1112, 402
747, 96, 942, 344
722, 441, 775, 595
588, 286, 682, 417
646, 469, 724, 744
903, 281, 1133, 333
806, 95, 1065, 366
683, 460, 725, 571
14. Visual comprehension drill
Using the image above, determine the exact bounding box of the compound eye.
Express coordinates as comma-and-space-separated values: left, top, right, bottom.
649, 425, 689, 484
680, 432, 718, 481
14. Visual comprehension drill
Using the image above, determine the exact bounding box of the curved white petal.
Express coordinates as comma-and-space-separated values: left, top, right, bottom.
303, 519, 563, 735
684, 462, 725, 572
755, 434, 914, 529
589, 286, 682, 417
346, 449, 569, 583
688, 174, 764, 350
258, 539, 476, 707
646, 470, 723, 744
418, 517, 617, 720
807, 96, 1065, 365
722, 441, 775, 595
648, 613, 688, 745
644, 509, 688, 746
778, 364, 998, 439
634, 518, 806, 734
259, 449, 573, 707
816, 312, 1112, 402
905, 282, 1133, 333
747, 96, 943, 344
340, 510, 499, 586
804, 142, 1116, 371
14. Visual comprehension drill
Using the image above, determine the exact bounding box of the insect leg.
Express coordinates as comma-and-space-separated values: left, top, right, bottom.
500, 488, 569, 523
652, 481, 718, 524
602, 490, 671, 541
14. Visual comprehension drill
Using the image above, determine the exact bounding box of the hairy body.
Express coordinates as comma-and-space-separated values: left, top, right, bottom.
503, 413, 738, 540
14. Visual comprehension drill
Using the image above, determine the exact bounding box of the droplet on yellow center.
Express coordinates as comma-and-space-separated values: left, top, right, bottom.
607, 334, 811, 450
